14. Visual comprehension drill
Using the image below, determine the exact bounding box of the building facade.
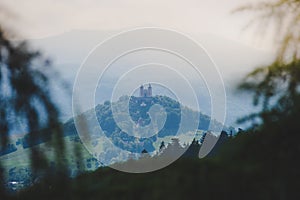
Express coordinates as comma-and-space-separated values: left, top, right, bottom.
139, 84, 152, 97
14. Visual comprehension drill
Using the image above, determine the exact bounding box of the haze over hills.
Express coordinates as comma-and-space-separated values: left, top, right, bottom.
1, 94, 234, 189
27, 29, 274, 128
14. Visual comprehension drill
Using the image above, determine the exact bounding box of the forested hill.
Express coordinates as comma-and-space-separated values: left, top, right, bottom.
0, 95, 234, 191
63, 95, 231, 154
4, 95, 231, 158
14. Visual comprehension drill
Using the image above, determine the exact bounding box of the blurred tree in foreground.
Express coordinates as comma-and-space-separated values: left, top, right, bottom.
0, 21, 67, 199
234, 0, 300, 128
232, 1, 300, 197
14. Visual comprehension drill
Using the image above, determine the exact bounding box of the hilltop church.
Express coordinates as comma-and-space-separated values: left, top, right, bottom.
139, 84, 152, 97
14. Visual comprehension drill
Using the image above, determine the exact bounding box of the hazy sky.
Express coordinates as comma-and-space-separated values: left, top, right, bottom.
0, 0, 275, 127
1, 0, 272, 51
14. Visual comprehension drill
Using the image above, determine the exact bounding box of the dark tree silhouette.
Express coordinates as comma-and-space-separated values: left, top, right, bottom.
159, 141, 165, 151
234, 0, 300, 130
231, 2, 300, 197
0, 26, 68, 197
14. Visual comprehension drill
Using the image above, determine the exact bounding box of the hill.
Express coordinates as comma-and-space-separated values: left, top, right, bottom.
1, 95, 233, 191
65, 95, 233, 164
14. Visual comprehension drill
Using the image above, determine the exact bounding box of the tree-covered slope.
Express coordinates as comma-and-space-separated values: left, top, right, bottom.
65, 95, 228, 155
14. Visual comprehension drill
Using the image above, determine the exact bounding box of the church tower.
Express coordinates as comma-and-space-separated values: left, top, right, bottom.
139, 84, 152, 97
148, 84, 152, 97
140, 85, 144, 97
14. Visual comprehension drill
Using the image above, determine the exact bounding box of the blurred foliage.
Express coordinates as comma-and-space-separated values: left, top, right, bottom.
234, 0, 300, 130
238, 59, 300, 128
0, 26, 69, 197
233, 0, 300, 63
